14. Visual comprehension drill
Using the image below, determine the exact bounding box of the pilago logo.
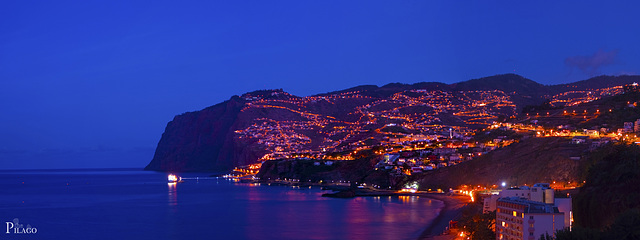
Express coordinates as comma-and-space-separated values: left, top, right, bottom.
5, 218, 37, 234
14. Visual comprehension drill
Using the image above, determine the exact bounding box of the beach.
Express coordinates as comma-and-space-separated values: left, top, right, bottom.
255, 180, 471, 239
316, 186, 471, 240
417, 194, 469, 239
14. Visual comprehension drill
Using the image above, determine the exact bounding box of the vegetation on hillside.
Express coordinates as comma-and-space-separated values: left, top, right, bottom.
522, 99, 561, 113
576, 91, 640, 130
542, 209, 640, 240
542, 143, 640, 240
472, 128, 522, 143
416, 137, 587, 189
380, 125, 410, 134
573, 143, 640, 228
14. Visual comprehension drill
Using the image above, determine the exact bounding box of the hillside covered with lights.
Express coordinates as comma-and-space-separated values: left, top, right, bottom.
145, 74, 640, 172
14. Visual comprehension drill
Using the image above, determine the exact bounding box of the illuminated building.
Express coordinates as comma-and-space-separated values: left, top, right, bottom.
496, 197, 564, 240
485, 183, 572, 229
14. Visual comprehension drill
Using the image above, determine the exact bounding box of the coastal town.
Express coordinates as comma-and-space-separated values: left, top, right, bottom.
221, 82, 640, 240
232, 82, 639, 178
8, 2, 640, 240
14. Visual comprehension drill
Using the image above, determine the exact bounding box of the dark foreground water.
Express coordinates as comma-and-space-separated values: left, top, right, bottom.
0, 169, 442, 240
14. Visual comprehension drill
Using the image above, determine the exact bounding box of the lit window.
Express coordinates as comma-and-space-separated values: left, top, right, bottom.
513, 211, 517, 217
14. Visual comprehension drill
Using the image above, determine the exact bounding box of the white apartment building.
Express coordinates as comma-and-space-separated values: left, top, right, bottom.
496, 197, 564, 240
484, 183, 572, 229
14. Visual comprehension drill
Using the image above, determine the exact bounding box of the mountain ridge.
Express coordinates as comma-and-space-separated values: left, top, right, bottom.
145, 74, 640, 172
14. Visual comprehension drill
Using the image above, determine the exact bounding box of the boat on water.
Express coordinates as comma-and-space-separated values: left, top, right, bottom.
168, 174, 183, 183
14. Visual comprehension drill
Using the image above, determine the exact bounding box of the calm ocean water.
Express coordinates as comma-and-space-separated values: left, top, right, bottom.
0, 169, 442, 240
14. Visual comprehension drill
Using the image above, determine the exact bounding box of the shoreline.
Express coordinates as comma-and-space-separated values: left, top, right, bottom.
416, 193, 469, 240
250, 179, 470, 239
321, 188, 470, 239
317, 187, 470, 239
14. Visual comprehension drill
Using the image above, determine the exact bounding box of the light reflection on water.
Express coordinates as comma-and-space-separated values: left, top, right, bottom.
167, 182, 177, 206
0, 170, 443, 240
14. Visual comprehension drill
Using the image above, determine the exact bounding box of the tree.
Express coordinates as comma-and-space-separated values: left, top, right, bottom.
539, 233, 553, 240
459, 208, 496, 240
549, 209, 640, 240
605, 208, 640, 240
554, 227, 602, 240
573, 143, 640, 228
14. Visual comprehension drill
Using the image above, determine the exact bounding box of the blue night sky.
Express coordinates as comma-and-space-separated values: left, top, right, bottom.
1, 1, 639, 169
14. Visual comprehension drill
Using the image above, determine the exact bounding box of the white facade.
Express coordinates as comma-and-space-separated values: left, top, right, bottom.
554, 198, 573, 229
484, 194, 500, 213
496, 197, 564, 240
484, 183, 555, 213
484, 183, 573, 238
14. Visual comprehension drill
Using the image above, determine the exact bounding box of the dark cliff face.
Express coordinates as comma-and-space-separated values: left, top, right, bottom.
144, 96, 249, 172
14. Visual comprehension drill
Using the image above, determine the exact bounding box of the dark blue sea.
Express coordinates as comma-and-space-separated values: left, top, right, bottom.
0, 169, 443, 240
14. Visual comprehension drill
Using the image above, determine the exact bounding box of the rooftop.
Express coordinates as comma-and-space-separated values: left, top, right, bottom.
498, 197, 559, 214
